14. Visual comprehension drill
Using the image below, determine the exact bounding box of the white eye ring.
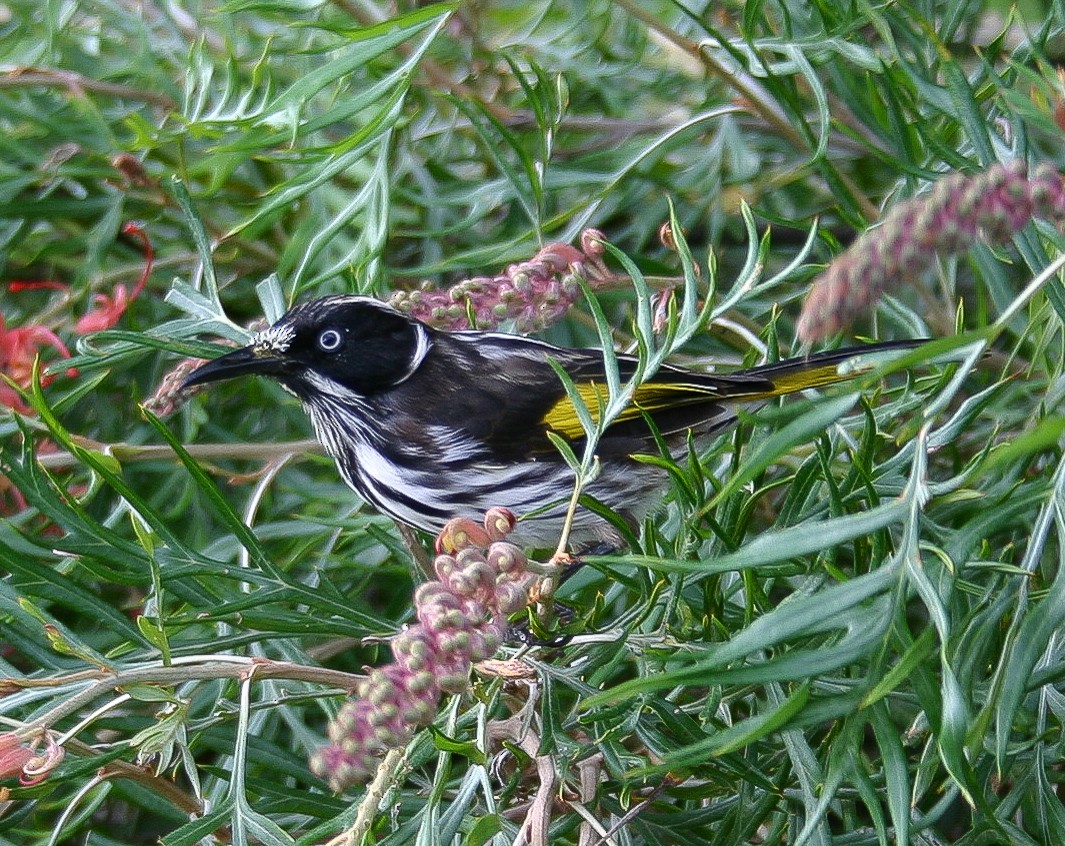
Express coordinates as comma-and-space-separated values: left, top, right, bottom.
317, 329, 343, 352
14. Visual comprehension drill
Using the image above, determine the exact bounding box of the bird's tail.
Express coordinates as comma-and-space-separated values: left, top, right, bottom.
737, 338, 926, 399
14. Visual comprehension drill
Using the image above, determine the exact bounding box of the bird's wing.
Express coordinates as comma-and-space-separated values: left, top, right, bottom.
537, 365, 766, 440
410, 332, 917, 460
538, 339, 921, 442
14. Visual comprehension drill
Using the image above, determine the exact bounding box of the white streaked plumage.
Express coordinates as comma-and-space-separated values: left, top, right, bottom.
183, 295, 921, 549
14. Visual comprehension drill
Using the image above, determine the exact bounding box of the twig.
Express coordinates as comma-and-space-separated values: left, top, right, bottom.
31, 437, 323, 469
14, 658, 364, 735
0, 68, 177, 109
576, 753, 605, 846
489, 716, 556, 846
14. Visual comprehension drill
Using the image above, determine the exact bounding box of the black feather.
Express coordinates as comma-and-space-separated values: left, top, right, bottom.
184, 295, 923, 545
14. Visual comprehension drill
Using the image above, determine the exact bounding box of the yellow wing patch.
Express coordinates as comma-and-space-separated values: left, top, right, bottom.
541, 362, 864, 441
541, 382, 610, 440
541, 380, 731, 440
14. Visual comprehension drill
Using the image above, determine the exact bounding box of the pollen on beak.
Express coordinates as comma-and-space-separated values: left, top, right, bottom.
182, 344, 286, 389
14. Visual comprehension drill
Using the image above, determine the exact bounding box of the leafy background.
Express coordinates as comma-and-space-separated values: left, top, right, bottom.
2, 1, 1065, 844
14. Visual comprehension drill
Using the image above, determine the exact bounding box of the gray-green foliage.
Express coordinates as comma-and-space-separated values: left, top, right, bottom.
1, 1, 1064, 844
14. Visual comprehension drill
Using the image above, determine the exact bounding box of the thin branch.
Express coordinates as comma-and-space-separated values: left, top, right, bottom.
15, 658, 364, 735
33, 437, 323, 470
0, 68, 177, 109
489, 716, 556, 846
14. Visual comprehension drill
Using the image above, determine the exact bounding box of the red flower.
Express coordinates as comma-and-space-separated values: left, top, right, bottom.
6, 281, 68, 293
0, 731, 63, 785
2, 221, 152, 413
0, 733, 34, 781
74, 221, 153, 334
0, 316, 76, 413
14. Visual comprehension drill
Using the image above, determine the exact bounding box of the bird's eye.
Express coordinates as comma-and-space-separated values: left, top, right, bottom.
317, 329, 343, 352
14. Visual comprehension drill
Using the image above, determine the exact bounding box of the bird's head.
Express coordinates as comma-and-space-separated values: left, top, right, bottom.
183, 296, 432, 401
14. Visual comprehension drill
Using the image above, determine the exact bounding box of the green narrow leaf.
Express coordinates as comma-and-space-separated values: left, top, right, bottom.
871, 702, 912, 846
140, 410, 283, 580
427, 726, 486, 764
262, 9, 449, 115
705, 392, 859, 510
233, 85, 409, 236
606, 497, 909, 578
463, 814, 503, 846
544, 357, 600, 446
583, 565, 896, 707
577, 276, 623, 402
862, 626, 937, 707
25, 367, 215, 571
995, 463, 1065, 767
642, 682, 811, 772
160, 805, 233, 846
939, 58, 995, 165
256, 273, 287, 323
450, 94, 543, 230
937, 663, 979, 810
169, 179, 220, 307
136, 614, 169, 653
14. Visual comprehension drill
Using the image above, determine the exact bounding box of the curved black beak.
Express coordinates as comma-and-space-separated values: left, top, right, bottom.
182, 345, 286, 389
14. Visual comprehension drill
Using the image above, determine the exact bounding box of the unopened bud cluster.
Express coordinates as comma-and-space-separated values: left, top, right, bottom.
798, 161, 1065, 342
389, 229, 614, 332
310, 508, 535, 791
143, 356, 208, 417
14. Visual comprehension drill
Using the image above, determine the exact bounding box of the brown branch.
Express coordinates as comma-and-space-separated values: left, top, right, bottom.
15, 658, 364, 735
0, 68, 177, 109
576, 753, 605, 846
490, 716, 557, 846
32, 437, 323, 470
